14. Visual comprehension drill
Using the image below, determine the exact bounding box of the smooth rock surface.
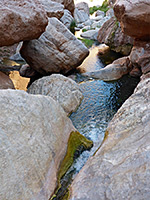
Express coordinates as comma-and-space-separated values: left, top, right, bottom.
0, 0, 48, 47
97, 17, 133, 55
40, 0, 64, 19
28, 74, 83, 115
0, 89, 75, 200
0, 72, 15, 89
69, 76, 150, 200
21, 17, 89, 75
83, 56, 130, 81
130, 41, 150, 74
81, 29, 99, 41
114, 0, 150, 40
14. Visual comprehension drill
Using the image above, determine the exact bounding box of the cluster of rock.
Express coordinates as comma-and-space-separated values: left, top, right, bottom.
68, 0, 150, 199
0, 0, 93, 200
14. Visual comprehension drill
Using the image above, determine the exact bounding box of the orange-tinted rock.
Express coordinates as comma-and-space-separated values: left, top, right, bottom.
114, 0, 150, 40
0, 0, 48, 47
97, 17, 133, 55
0, 72, 15, 89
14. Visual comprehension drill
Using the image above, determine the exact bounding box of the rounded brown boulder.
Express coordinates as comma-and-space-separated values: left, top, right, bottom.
114, 0, 150, 40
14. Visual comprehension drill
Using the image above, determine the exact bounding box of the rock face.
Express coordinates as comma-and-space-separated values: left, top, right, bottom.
0, 89, 75, 200
0, 0, 48, 47
130, 41, 150, 74
51, 0, 75, 15
74, 8, 89, 24
27, 74, 83, 115
83, 56, 130, 81
69, 76, 150, 200
0, 72, 15, 89
40, 0, 64, 19
60, 9, 74, 29
21, 17, 89, 75
97, 17, 133, 55
76, 2, 89, 15
114, 0, 150, 40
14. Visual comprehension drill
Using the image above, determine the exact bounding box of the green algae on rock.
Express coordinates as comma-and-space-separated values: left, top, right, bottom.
50, 131, 93, 200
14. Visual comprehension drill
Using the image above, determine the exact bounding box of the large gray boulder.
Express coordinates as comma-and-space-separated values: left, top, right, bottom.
21, 17, 89, 75
0, 89, 76, 200
69, 76, 150, 200
0, 0, 48, 47
28, 74, 83, 115
60, 9, 74, 29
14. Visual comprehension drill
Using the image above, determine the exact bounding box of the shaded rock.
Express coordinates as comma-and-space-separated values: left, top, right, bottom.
27, 74, 83, 115
74, 8, 89, 24
40, 0, 64, 19
81, 29, 99, 40
95, 10, 105, 17
19, 64, 38, 78
0, 72, 15, 89
129, 41, 150, 74
60, 9, 74, 29
0, 0, 48, 47
97, 17, 133, 55
0, 89, 76, 200
83, 56, 130, 81
76, 2, 89, 15
51, 0, 75, 15
114, 0, 150, 40
9, 42, 25, 61
20, 17, 89, 75
69, 76, 150, 200
129, 66, 142, 77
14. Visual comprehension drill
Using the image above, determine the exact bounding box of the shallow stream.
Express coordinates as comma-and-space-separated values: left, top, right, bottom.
55, 44, 140, 199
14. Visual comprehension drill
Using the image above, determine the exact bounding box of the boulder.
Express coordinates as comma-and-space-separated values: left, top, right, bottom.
97, 17, 133, 55
19, 64, 38, 78
74, 8, 89, 24
9, 42, 25, 61
95, 10, 105, 17
0, 0, 48, 47
0, 72, 15, 89
51, 0, 75, 15
82, 56, 130, 81
0, 89, 77, 200
60, 9, 74, 29
81, 29, 99, 41
20, 17, 89, 75
69, 76, 150, 200
27, 74, 83, 115
114, 0, 150, 40
76, 2, 89, 15
40, 0, 64, 19
130, 41, 150, 74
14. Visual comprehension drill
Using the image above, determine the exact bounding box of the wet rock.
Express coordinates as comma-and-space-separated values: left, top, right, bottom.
60, 9, 74, 29
97, 17, 133, 55
130, 41, 150, 74
0, 72, 15, 89
114, 0, 150, 40
0, 0, 48, 47
83, 56, 130, 81
0, 89, 76, 200
40, 0, 64, 19
27, 74, 83, 115
20, 17, 89, 75
69, 76, 150, 200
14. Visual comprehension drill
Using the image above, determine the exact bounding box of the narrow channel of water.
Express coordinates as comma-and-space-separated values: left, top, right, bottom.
55, 44, 140, 199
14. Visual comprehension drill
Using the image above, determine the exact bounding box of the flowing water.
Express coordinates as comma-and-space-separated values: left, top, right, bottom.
55, 44, 140, 199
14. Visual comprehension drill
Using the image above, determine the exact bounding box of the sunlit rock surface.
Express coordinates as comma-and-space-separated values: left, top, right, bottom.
69, 76, 150, 200
28, 74, 83, 115
0, 0, 48, 47
0, 89, 75, 200
21, 17, 89, 75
